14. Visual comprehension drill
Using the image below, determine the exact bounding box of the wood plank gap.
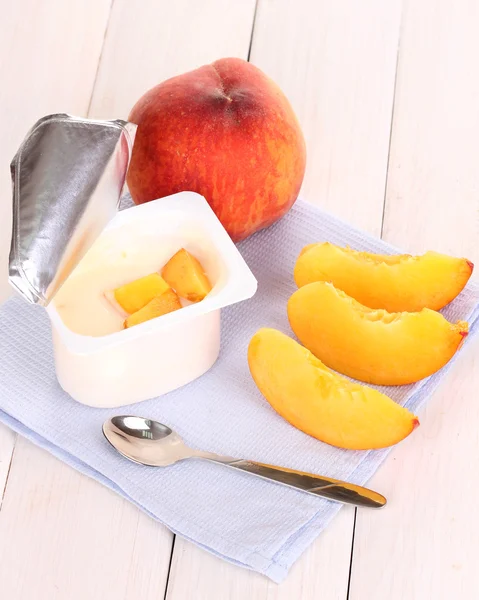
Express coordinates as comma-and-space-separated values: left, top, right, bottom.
348, 5, 404, 591
380, 3, 404, 239
163, 534, 176, 600
247, 0, 259, 62
86, 0, 117, 117
345, 507, 357, 600
0, 434, 17, 513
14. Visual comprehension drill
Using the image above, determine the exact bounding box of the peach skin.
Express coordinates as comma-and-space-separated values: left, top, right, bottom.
127, 58, 306, 242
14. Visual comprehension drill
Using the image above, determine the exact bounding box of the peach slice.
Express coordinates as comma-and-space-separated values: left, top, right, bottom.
248, 328, 419, 450
124, 288, 182, 328
294, 243, 474, 312
113, 273, 170, 314
162, 248, 212, 302
288, 281, 468, 385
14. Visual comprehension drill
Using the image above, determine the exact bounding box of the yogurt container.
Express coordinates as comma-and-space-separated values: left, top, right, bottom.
47, 192, 257, 407
9, 115, 257, 407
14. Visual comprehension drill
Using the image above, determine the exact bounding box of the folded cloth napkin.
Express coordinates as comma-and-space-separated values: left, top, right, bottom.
0, 199, 478, 582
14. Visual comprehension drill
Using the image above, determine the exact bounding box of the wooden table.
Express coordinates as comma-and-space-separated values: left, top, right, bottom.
1, 1, 478, 598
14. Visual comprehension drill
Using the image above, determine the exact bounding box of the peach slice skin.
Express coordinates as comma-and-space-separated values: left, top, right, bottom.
114, 273, 170, 314
288, 282, 468, 386
124, 288, 182, 328
294, 243, 474, 312
248, 328, 419, 450
162, 248, 212, 302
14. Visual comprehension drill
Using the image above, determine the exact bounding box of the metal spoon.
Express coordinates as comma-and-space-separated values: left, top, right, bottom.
103, 416, 386, 509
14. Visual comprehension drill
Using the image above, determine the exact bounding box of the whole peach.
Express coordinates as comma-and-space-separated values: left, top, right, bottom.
127, 58, 306, 242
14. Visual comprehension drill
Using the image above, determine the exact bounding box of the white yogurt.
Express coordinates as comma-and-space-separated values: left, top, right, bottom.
54, 233, 202, 337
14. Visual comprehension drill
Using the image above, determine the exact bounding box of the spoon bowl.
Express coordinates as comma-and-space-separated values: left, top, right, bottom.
103, 416, 195, 467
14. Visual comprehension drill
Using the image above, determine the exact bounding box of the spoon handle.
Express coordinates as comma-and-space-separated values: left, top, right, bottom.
208, 458, 386, 508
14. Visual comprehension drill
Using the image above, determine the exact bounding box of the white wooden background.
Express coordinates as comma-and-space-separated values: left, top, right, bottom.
0, 1, 478, 598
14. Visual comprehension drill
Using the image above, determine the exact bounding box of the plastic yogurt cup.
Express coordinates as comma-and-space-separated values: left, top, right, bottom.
47, 192, 257, 407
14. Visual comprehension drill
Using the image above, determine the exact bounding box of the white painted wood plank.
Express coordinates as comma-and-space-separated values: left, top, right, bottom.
89, 0, 257, 119
350, 1, 479, 598
166, 1, 401, 597
250, 0, 402, 236
0, 437, 173, 600
381, 1, 479, 259
0, 0, 112, 298
166, 507, 355, 600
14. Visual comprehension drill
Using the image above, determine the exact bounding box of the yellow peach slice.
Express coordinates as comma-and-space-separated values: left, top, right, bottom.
162, 248, 212, 302
124, 288, 182, 328
248, 328, 419, 450
288, 281, 468, 385
294, 243, 474, 312
114, 273, 170, 314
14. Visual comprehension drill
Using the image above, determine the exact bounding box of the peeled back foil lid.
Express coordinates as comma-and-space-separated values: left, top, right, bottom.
9, 114, 137, 305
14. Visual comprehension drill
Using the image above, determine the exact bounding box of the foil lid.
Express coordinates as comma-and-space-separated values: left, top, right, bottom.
9, 114, 136, 305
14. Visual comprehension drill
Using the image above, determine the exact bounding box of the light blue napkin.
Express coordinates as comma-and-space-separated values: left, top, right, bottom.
0, 199, 478, 582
